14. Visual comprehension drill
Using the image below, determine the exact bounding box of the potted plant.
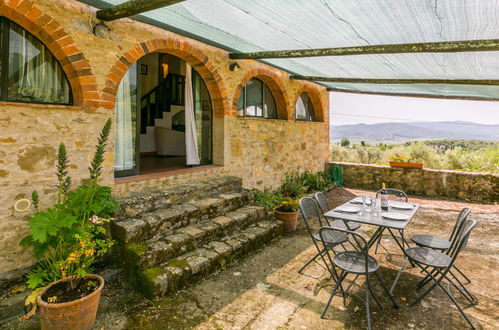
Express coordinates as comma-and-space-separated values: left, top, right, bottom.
389, 155, 424, 169
274, 197, 299, 233
19, 119, 118, 330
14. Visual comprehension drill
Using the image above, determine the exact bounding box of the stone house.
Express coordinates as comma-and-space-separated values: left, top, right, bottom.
0, 0, 329, 283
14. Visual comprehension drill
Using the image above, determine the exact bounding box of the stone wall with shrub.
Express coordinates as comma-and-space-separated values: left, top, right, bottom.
327, 162, 498, 204
0, 0, 329, 280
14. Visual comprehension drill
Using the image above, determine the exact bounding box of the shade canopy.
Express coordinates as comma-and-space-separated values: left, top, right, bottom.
85, 0, 499, 100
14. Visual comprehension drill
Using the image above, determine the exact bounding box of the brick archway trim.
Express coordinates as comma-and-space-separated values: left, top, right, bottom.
232, 68, 290, 120
102, 39, 229, 118
0, 0, 99, 109
292, 83, 326, 122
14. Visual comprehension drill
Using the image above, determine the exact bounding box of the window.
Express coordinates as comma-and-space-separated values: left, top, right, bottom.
237, 78, 277, 118
0, 17, 72, 105
295, 92, 316, 121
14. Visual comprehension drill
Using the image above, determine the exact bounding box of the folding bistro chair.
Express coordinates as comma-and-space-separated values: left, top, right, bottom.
298, 197, 349, 275
373, 188, 408, 254
319, 226, 398, 329
406, 219, 477, 329
411, 208, 473, 286
314, 192, 361, 231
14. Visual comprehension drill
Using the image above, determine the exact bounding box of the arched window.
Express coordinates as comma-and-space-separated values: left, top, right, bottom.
0, 17, 72, 104
237, 78, 277, 118
295, 92, 315, 121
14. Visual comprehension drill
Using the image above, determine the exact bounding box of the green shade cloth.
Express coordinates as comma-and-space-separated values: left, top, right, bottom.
86, 0, 499, 99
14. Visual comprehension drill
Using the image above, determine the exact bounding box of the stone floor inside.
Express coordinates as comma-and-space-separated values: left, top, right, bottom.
6, 187, 498, 330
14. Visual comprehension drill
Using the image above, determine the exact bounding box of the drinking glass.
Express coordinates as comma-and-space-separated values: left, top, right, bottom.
371, 198, 380, 217
362, 195, 373, 213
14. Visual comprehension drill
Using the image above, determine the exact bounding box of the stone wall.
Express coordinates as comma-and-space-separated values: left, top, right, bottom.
327, 162, 499, 204
0, 0, 329, 279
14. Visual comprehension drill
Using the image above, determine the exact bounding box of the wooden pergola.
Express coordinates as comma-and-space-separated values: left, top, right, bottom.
91, 0, 499, 99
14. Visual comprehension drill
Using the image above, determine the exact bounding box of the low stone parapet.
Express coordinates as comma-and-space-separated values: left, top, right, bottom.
327, 162, 498, 204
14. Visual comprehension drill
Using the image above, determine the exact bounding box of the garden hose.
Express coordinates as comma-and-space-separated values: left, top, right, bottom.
329, 165, 344, 187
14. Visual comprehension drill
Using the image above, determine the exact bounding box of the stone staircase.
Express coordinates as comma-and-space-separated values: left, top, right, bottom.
112, 176, 282, 298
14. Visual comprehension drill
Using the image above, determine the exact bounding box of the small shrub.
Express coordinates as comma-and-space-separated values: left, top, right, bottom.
300, 171, 329, 192
279, 171, 307, 198
253, 188, 282, 211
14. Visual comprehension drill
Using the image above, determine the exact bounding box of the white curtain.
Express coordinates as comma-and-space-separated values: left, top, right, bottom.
8, 21, 70, 103
185, 63, 200, 165
114, 66, 135, 171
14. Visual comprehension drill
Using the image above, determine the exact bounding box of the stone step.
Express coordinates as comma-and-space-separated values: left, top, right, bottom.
121, 205, 268, 270
115, 176, 243, 219
112, 190, 253, 243
130, 219, 282, 298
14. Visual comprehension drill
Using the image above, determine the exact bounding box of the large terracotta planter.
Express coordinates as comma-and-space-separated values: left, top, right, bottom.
37, 274, 104, 330
274, 209, 299, 233
389, 161, 424, 169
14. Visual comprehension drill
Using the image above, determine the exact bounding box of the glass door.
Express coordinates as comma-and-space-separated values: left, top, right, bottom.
114, 63, 140, 177
192, 69, 212, 165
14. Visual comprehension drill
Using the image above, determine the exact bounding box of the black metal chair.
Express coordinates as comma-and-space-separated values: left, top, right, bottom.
319, 226, 398, 329
314, 191, 361, 231
411, 208, 472, 285
406, 219, 477, 329
298, 197, 349, 275
373, 188, 409, 254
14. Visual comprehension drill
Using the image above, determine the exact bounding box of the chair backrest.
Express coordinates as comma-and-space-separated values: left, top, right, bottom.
319, 226, 369, 273
376, 188, 408, 202
299, 197, 328, 236
448, 208, 471, 245
447, 219, 477, 266
314, 192, 330, 213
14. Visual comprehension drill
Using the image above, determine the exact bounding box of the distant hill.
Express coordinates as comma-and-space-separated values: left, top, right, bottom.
330, 121, 499, 142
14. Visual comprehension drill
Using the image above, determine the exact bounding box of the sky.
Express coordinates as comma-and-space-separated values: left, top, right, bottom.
329, 92, 499, 126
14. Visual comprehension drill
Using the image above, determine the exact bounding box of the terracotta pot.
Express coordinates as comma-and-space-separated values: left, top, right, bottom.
37, 274, 104, 330
389, 161, 424, 169
274, 209, 299, 233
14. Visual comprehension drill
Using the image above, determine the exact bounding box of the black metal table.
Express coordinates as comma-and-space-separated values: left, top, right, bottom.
324, 198, 420, 293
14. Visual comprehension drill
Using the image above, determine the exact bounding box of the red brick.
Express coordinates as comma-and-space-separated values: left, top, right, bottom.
107, 72, 121, 84
80, 84, 98, 92
25, 6, 42, 21
34, 14, 52, 28
101, 92, 116, 102
82, 91, 100, 100
16, 0, 32, 15
78, 76, 96, 85
100, 101, 115, 110
5, 0, 21, 8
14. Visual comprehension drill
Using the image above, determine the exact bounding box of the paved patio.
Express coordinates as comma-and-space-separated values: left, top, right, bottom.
8, 187, 498, 329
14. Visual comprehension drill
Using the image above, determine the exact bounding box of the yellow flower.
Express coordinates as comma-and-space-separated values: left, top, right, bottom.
79, 241, 86, 248
84, 249, 94, 257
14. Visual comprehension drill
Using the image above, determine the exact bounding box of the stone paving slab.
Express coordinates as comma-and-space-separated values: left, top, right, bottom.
4, 188, 498, 329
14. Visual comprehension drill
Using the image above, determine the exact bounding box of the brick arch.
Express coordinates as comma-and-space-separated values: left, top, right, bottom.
292, 83, 326, 122
232, 68, 290, 120
0, 0, 99, 109
102, 39, 229, 118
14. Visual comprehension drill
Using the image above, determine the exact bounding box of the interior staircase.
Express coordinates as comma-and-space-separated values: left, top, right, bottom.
140, 73, 185, 134
112, 176, 282, 298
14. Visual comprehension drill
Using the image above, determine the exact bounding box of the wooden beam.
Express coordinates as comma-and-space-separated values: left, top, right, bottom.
96, 0, 185, 21
229, 39, 499, 59
327, 87, 499, 102
290, 76, 499, 86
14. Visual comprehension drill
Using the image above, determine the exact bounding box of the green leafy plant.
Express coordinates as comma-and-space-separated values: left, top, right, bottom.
20, 119, 118, 297
279, 171, 307, 198
300, 171, 330, 192
252, 188, 282, 211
